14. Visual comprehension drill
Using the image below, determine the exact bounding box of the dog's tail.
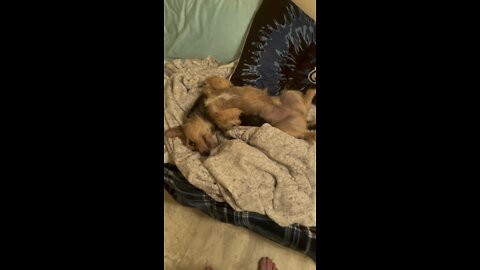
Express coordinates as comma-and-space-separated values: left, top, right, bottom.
304, 89, 316, 106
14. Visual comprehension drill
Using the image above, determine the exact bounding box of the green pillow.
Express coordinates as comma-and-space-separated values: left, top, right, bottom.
164, 0, 262, 63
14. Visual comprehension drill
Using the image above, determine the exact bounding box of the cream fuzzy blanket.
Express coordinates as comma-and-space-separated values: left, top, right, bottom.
164, 57, 316, 227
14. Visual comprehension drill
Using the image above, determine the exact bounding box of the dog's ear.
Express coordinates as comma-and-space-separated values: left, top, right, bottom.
164, 126, 183, 138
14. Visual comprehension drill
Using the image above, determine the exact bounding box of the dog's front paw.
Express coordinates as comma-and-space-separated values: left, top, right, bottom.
219, 120, 241, 131
228, 119, 241, 127
214, 108, 242, 131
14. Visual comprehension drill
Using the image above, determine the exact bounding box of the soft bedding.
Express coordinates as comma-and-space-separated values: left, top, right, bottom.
164, 57, 316, 227
164, 0, 262, 63
164, 163, 316, 262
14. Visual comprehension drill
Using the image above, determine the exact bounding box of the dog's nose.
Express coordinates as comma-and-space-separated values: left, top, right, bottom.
201, 149, 210, 156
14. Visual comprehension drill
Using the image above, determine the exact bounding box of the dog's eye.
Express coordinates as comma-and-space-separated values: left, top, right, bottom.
189, 142, 196, 147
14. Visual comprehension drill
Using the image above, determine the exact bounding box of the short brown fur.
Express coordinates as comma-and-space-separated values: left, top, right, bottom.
164, 76, 316, 155
204, 76, 316, 141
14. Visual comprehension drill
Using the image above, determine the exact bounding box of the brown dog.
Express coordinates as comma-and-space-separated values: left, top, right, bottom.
164, 95, 218, 155
164, 87, 266, 155
203, 76, 316, 140
165, 76, 316, 155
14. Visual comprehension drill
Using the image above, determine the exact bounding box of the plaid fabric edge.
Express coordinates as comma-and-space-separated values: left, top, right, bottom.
163, 163, 316, 262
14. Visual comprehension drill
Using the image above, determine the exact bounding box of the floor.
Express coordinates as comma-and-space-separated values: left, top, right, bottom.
164, 190, 316, 270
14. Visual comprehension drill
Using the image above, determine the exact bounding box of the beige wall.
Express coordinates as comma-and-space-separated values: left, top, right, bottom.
292, 0, 315, 21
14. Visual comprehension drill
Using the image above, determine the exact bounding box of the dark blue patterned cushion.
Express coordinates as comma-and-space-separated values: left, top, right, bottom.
230, 0, 316, 103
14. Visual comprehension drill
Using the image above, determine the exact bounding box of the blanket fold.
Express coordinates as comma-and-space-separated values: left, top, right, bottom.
164, 56, 316, 227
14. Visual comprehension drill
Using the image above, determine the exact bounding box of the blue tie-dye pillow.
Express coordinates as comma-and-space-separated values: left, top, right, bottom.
230, 0, 316, 103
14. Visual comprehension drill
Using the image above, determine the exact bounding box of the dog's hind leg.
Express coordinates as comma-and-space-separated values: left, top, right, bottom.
304, 131, 316, 141
303, 89, 316, 106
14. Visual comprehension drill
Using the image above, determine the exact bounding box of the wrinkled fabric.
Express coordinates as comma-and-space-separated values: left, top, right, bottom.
164, 57, 316, 227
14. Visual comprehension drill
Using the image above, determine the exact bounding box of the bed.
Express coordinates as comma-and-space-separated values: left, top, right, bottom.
164, 0, 317, 262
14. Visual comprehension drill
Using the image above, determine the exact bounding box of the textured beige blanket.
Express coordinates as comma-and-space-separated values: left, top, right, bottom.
164, 57, 316, 227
